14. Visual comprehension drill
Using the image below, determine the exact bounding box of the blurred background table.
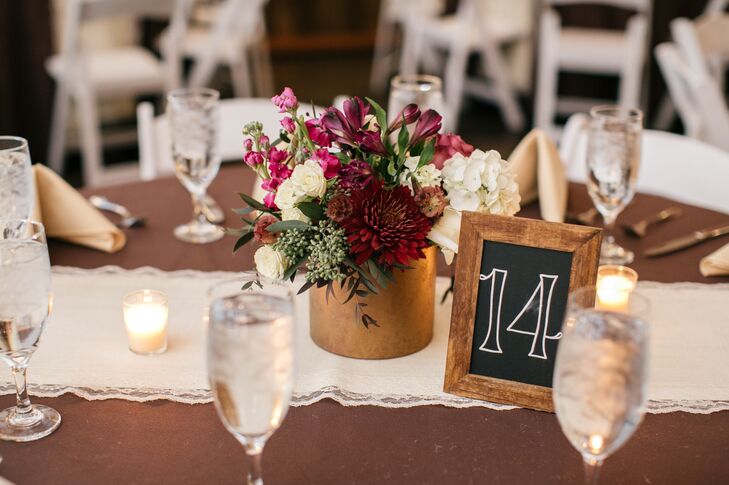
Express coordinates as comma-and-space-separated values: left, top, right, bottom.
0, 164, 726, 484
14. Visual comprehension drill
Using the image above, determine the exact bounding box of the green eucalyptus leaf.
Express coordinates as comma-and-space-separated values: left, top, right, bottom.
233, 231, 254, 252
233, 207, 256, 215
238, 193, 268, 211
296, 201, 325, 222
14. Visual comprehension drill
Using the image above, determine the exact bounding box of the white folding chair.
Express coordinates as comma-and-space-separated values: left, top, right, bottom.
47, 0, 190, 187
399, 0, 531, 132
655, 42, 729, 153
369, 0, 445, 93
559, 113, 729, 213
653, 3, 729, 129
534, 0, 651, 138
161, 0, 273, 98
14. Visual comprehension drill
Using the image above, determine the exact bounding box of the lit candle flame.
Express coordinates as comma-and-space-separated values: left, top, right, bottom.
588, 435, 604, 454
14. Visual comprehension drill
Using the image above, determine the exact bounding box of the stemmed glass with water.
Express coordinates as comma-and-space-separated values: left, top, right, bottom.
0, 136, 34, 220
207, 274, 296, 484
0, 219, 61, 441
168, 88, 224, 244
586, 106, 643, 264
553, 287, 649, 484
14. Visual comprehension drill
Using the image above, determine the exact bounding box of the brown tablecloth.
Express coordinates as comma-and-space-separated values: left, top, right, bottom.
1, 164, 728, 484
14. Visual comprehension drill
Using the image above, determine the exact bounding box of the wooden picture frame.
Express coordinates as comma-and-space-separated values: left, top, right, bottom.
443, 213, 602, 412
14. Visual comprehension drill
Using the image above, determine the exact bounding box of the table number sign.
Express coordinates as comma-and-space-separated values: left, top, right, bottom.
443, 213, 602, 412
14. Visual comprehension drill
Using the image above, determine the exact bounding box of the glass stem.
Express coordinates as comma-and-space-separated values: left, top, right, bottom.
12, 365, 33, 416
245, 442, 264, 485
603, 212, 617, 244
583, 458, 603, 485
191, 191, 207, 225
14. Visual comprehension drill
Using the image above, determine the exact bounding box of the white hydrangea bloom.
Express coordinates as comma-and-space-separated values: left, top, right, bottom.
399, 156, 443, 192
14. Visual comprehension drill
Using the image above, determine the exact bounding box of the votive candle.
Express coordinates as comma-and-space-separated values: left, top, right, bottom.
596, 266, 638, 312
123, 289, 169, 354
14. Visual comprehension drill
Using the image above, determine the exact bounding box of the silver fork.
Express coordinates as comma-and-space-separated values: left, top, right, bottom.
89, 196, 147, 229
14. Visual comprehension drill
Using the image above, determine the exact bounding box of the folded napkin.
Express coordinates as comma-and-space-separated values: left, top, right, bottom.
700, 243, 729, 277
31, 165, 125, 253
508, 129, 568, 222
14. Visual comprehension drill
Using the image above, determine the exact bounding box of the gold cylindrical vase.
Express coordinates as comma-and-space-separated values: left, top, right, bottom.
309, 246, 436, 359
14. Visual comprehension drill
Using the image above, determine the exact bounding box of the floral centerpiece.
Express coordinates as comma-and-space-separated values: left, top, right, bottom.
233, 88, 520, 358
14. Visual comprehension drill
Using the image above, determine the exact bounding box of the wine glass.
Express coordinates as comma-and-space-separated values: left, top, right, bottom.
553, 287, 650, 484
167, 88, 224, 244
388, 74, 445, 123
0, 137, 34, 220
207, 275, 296, 484
0, 219, 61, 441
586, 105, 643, 264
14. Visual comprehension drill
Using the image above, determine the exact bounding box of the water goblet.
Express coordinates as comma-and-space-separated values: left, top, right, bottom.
0, 219, 61, 441
168, 88, 224, 244
586, 105, 643, 264
207, 275, 295, 484
388, 74, 445, 124
553, 287, 650, 484
0, 137, 34, 220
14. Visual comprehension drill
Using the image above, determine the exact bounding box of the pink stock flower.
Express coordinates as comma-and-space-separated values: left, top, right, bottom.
263, 192, 277, 209
261, 178, 280, 192
268, 161, 292, 181
244, 151, 264, 167
268, 147, 288, 165
271, 87, 298, 113
280, 117, 296, 133
314, 148, 341, 178
244, 138, 253, 151
259, 135, 269, 146
305, 118, 333, 147
409, 109, 442, 147
432, 133, 474, 169
253, 215, 279, 244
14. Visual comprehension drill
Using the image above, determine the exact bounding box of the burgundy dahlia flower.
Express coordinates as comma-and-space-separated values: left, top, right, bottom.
340, 182, 432, 267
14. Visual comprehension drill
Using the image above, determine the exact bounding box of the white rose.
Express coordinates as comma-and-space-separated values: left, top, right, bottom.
274, 179, 306, 209
281, 206, 310, 223
254, 245, 289, 280
289, 160, 327, 199
427, 207, 461, 265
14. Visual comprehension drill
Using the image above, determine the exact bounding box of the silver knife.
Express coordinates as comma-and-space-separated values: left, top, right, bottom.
644, 224, 729, 257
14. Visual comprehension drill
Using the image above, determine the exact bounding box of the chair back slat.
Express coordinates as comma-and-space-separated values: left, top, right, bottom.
543, 0, 650, 13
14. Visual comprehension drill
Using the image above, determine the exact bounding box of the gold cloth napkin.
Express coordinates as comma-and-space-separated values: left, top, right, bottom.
700, 243, 729, 277
31, 165, 126, 253
508, 129, 568, 222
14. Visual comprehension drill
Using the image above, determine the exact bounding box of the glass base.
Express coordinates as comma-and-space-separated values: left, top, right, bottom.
0, 404, 61, 442
174, 220, 224, 244
600, 238, 634, 265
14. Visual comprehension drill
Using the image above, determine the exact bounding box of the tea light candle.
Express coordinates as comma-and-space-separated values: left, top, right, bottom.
596, 266, 638, 312
123, 289, 169, 354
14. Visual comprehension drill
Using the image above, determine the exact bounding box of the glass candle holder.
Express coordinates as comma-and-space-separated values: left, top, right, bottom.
596, 265, 638, 312
387, 74, 445, 124
122, 289, 169, 355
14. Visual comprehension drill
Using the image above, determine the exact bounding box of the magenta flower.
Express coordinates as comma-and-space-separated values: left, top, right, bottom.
244, 138, 253, 151
259, 135, 269, 146
339, 159, 374, 190
268, 161, 292, 181
305, 117, 333, 147
263, 192, 277, 209
387, 103, 420, 133
280, 117, 296, 133
271, 87, 298, 113
409, 109, 442, 147
314, 148, 341, 179
432, 133, 474, 169
268, 147, 288, 165
244, 151, 264, 167
355, 130, 387, 156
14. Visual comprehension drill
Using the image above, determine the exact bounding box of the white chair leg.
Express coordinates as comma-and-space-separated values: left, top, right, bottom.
251, 35, 274, 97
618, 15, 648, 108
399, 20, 423, 77
653, 94, 675, 130
478, 42, 525, 133
370, 4, 397, 92
231, 50, 253, 98
75, 87, 103, 187
47, 83, 71, 174
534, 10, 560, 134
443, 43, 469, 132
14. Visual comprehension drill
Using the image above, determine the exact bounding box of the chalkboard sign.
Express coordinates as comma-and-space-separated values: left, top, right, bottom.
443, 213, 601, 412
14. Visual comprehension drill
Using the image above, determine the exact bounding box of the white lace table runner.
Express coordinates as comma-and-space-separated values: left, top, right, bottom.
1, 266, 728, 414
